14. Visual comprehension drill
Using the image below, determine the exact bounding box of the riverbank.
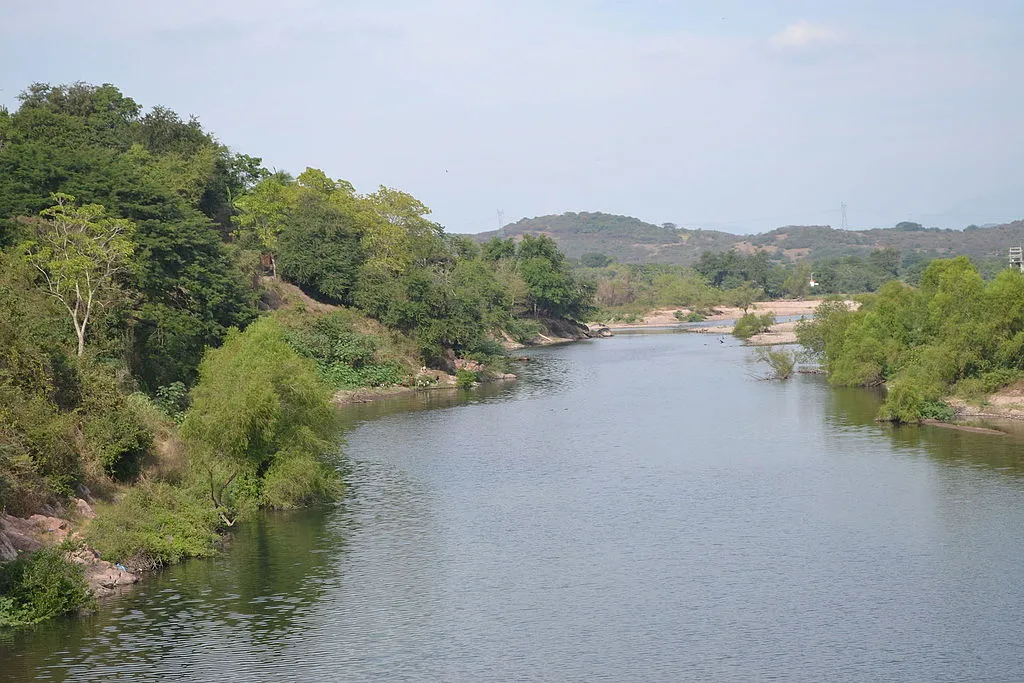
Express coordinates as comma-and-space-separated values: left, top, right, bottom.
0, 505, 139, 600
947, 381, 1024, 421
603, 299, 826, 329
601, 299, 854, 345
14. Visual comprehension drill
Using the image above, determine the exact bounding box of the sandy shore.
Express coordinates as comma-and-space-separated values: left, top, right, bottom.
601, 300, 856, 345
947, 382, 1024, 421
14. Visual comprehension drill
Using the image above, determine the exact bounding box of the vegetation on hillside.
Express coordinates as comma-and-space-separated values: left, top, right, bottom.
475, 210, 1024, 267
0, 81, 596, 625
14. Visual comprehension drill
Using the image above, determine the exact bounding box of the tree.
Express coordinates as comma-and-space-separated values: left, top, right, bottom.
181, 318, 342, 519
233, 173, 295, 278
22, 194, 134, 356
483, 237, 516, 261
277, 192, 365, 303
783, 262, 813, 299
730, 282, 763, 313
580, 252, 612, 268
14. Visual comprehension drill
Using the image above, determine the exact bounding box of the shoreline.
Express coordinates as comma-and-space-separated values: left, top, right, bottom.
599, 299, 844, 345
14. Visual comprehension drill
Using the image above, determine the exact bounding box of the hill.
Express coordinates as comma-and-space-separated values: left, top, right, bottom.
473, 212, 1024, 265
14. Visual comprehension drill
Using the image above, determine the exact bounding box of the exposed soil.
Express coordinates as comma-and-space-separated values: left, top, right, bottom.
948, 381, 1024, 421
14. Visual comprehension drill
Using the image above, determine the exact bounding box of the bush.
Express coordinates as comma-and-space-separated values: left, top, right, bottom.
284, 312, 411, 389
755, 347, 797, 380
877, 378, 924, 423
78, 362, 153, 482
0, 547, 94, 628
455, 369, 478, 388
733, 313, 774, 340
505, 317, 542, 344
154, 382, 189, 423
181, 318, 342, 517
919, 399, 956, 422
674, 310, 706, 322
261, 448, 343, 510
955, 369, 1021, 402
85, 481, 220, 569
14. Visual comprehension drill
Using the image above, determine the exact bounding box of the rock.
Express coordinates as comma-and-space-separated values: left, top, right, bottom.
27, 514, 73, 543
75, 483, 94, 503
0, 529, 17, 562
74, 498, 97, 520
0, 514, 45, 553
68, 547, 139, 596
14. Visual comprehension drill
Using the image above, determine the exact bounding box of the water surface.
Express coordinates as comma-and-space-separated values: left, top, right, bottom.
4, 333, 1024, 681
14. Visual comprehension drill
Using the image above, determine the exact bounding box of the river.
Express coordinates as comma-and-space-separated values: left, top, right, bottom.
4, 332, 1024, 681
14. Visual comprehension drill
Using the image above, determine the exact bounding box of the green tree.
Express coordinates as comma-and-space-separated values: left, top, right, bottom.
233, 172, 296, 277
784, 262, 813, 299
21, 194, 134, 356
181, 318, 342, 520
277, 192, 365, 303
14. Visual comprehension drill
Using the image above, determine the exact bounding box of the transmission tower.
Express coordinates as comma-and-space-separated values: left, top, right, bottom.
841, 202, 848, 230
497, 209, 505, 239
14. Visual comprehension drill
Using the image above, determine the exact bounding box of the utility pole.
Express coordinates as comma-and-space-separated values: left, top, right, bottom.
841, 202, 848, 230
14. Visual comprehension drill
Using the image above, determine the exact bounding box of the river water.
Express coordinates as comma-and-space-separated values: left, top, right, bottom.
4, 332, 1024, 681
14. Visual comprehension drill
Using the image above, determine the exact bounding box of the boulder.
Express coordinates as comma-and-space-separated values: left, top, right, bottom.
74, 498, 97, 520
0, 514, 45, 553
68, 547, 139, 597
0, 529, 17, 562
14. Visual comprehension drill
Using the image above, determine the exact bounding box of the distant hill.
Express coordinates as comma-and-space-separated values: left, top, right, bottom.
472, 212, 1024, 265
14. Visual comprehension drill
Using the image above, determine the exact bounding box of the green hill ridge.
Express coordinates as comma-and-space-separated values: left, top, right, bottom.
474, 212, 1024, 265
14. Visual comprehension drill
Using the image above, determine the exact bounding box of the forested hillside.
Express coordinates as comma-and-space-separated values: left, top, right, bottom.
0, 82, 595, 627
474, 212, 1024, 266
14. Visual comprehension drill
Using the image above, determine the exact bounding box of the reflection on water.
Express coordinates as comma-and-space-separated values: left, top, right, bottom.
1, 508, 342, 681
826, 380, 1024, 475
5, 334, 1024, 681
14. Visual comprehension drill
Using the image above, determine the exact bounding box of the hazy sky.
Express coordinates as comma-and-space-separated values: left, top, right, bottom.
3, 1, 1023, 234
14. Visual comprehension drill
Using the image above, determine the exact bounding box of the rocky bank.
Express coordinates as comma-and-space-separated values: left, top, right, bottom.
0, 502, 139, 597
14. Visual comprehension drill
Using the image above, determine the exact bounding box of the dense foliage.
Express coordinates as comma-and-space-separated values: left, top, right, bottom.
0, 547, 94, 627
797, 257, 1024, 421
733, 313, 775, 340
181, 319, 343, 515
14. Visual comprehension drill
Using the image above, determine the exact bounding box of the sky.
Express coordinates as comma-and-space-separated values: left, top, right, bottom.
2, 0, 1023, 234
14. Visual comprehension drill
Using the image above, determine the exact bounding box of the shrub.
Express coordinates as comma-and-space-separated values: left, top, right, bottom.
455, 369, 478, 388
154, 382, 189, 423
919, 399, 956, 422
733, 313, 774, 340
261, 448, 343, 510
755, 347, 797, 380
78, 362, 153, 482
284, 313, 411, 389
877, 378, 924, 423
85, 481, 220, 569
0, 547, 94, 628
955, 369, 1021, 402
505, 317, 542, 344
181, 318, 342, 517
